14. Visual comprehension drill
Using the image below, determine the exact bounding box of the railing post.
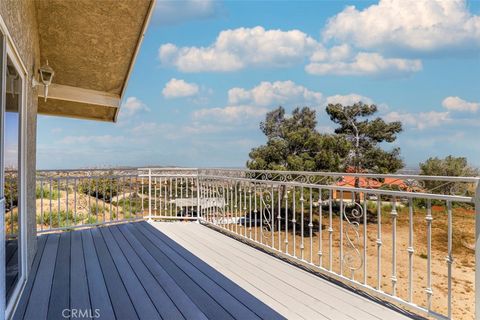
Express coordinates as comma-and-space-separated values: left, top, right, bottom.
196, 169, 201, 223
476, 180, 480, 320
148, 169, 152, 222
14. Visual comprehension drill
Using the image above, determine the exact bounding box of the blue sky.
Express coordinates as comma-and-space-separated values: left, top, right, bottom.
37, 0, 480, 169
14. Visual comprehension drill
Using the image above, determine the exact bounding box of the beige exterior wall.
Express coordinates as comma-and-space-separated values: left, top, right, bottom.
0, 0, 41, 269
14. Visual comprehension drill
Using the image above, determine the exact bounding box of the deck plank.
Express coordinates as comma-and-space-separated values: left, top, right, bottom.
109, 225, 186, 320
162, 223, 359, 320
99, 227, 161, 320
90, 228, 139, 320
70, 231, 91, 315
142, 222, 286, 320
155, 222, 413, 320
47, 232, 71, 319
12, 235, 48, 320
134, 222, 265, 320
13, 222, 415, 320
125, 223, 236, 320
117, 224, 208, 320
81, 229, 115, 320
23, 234, 60, 320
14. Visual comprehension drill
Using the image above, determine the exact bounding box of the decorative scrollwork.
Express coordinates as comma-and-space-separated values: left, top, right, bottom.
343, 201, 364, 277
260, 189, 274, 240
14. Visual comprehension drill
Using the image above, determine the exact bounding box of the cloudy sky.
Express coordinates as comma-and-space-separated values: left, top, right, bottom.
37, 0, 480, 169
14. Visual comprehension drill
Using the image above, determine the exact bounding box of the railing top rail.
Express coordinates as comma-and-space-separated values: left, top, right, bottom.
198, 174, 475, 203
139, 167, 480, 183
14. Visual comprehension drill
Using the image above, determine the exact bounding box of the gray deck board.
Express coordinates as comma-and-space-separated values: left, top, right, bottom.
81, 229, 115, 320
13, 222, 285, 320
47, 232, 71, 320
70, 231, 91, 315
153, 222, 417, 320
13, 221, 415, 320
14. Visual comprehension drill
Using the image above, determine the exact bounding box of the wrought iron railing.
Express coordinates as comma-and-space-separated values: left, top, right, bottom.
30, 167, 479, 319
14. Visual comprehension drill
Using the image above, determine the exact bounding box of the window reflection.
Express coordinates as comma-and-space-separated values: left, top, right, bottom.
5, 56, 21, 302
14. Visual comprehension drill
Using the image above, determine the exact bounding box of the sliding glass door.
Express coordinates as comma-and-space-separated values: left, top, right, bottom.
0, 28, 26, 318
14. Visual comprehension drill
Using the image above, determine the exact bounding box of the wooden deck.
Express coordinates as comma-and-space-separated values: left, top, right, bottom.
12, 221, 417, 320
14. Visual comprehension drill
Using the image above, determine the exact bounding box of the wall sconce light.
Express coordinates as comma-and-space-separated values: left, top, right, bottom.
32, 60, 55, 102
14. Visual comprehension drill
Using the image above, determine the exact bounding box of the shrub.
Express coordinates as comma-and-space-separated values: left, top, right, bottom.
78, 174, 119, 203
37, 210, 76, 228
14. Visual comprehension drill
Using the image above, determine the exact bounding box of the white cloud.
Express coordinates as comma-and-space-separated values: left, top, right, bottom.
159, 26, 320, 72
384, 111, 451, 130
59, 135, 126, 145
322, 0, 480, 54
120, 97, 149, 117
162, 78, 199, 98
152, 0, 220, 26
305, 52, 422, 76
442, 96, 479, 112
326, 93, 373, 106
228, 81, 323, 107
193, 105, 269, 123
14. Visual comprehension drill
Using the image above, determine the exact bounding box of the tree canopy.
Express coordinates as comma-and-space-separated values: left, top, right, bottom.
247, 103, 404, 173
420, 155, 478, 177
247, 107, 350, 172
325, 102, 403, 173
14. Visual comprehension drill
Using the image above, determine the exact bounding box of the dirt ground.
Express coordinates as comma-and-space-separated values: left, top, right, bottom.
217, 205, 475, 319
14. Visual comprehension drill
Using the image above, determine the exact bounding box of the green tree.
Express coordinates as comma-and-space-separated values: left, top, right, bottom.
247, 106, 350, 172
325, 102, 404, 173
420, 155, 478, 196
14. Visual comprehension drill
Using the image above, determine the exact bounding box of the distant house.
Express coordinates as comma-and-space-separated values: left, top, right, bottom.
0, 1, 154, 317
333, 175, 418, 201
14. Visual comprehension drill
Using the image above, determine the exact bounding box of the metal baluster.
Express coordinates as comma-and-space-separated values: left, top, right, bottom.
377, 195, 382, 290
141, 177, 144, 215
109, 178, 112, 221
154, 177, 157, 213
40, 179, 44, 232
168, 177, 173, 217
309, 187, 313, 263
260, 186, 263, 244
244, 184, 248, 238
175, 177, 178, 217
277, 186, 281, 251
293, 186, 296, 258
425, 199, 433, 310
300, 187, 305, 260
391, 197, 398, 296
271, 184, 275, 249
318, 188, 322, 267
340, 190, 343, 276
66, 178, 69, 227
254, 183, 258, 242
285, 185, 289, 254
95, 178, 99, 223
328, 189, 333, 271
58, 179, 61, 228
164, 178, 167, 215
185, 177, 189, 216
408, 197, 414, 302
235, 182, 238, 234
87, 178, 91, 224
363, 192, 368, 285
239, 183, 243, 237
446, 200, 453, 319
116, 177, 119, 221
249, 185, 252, 239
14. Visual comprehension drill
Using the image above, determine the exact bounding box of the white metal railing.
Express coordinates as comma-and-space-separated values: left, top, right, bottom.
29, 167, 479, 319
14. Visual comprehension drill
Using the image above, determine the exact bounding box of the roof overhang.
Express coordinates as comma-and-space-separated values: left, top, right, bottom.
35, 0, 155, 122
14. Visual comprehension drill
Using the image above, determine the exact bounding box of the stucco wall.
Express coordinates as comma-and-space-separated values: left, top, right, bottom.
0, 0, 40, 270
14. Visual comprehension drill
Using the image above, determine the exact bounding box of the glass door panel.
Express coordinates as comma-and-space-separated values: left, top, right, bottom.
4, 55, 21, 303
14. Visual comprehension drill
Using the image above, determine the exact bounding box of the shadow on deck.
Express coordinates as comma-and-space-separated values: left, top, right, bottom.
12, 221, 418, 319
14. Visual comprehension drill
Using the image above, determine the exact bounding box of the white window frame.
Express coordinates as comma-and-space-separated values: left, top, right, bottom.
0, 15, 29, 320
